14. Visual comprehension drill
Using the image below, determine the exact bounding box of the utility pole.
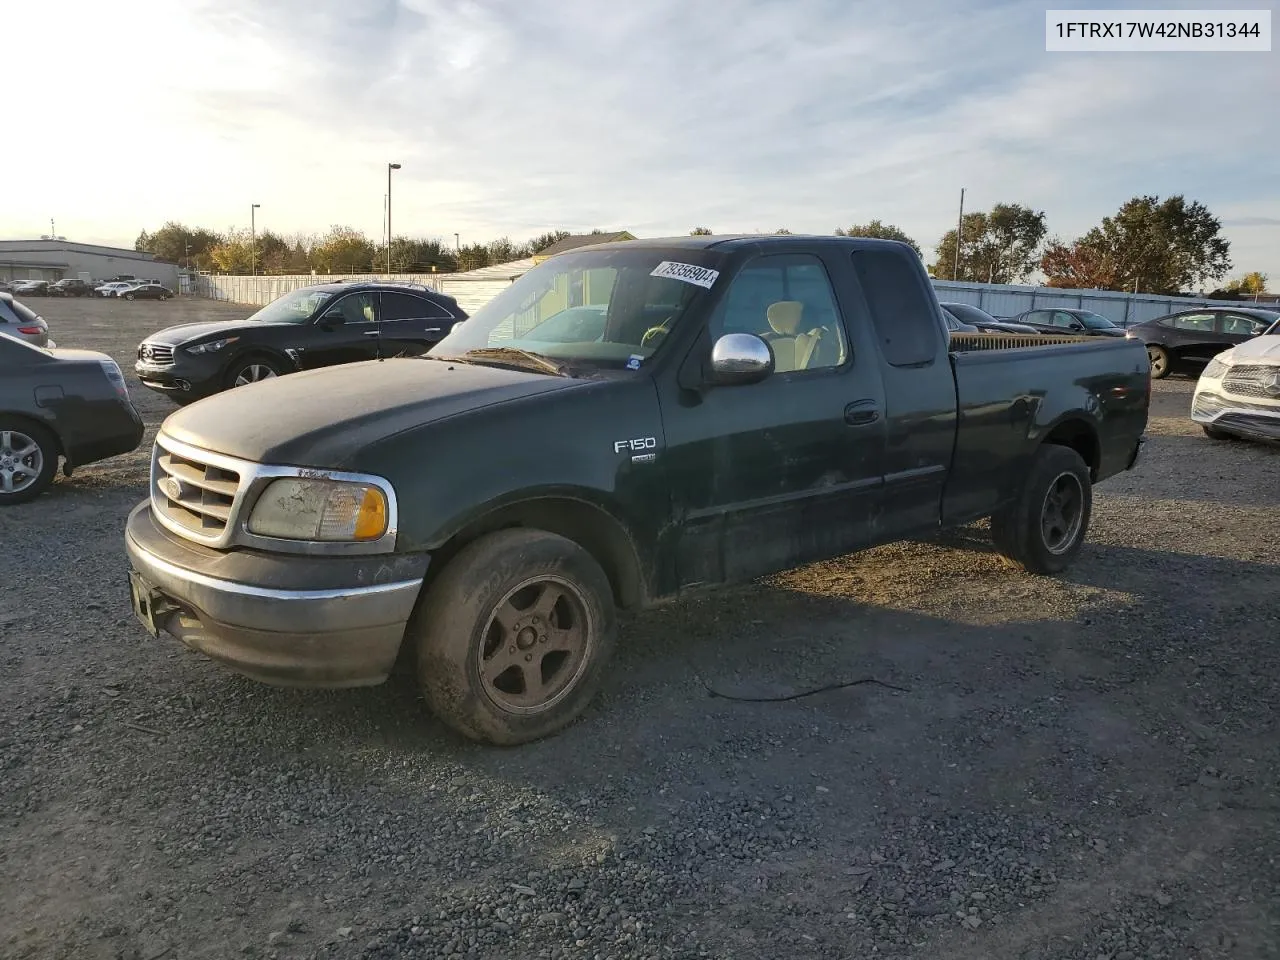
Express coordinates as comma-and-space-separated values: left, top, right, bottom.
250, 203, 261, 275
387, 163, 401, 274
953, 188, 965, 281
454, 233, 460, 251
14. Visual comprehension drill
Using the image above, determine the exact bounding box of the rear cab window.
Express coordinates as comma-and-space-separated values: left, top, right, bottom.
850, 248, 942, 366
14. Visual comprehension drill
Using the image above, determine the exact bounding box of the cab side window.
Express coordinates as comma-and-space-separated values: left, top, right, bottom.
710, 254, 848, 373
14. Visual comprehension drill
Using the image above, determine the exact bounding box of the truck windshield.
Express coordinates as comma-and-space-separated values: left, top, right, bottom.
246, 288, 334, 324
433, 248, 722, 370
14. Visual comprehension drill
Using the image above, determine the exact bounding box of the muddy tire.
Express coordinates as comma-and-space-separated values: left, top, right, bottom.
989, 444, 1092, 575
1146, 344, 1171, 379
0, 419, 59, 506
412, 528, 616, 745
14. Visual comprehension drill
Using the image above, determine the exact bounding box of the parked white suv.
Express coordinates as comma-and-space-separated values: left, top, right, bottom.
1191, 331, 1280, 443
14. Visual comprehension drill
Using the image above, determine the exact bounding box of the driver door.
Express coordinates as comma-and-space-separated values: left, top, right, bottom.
298, 292, 381, 369
663, 251, 886, 589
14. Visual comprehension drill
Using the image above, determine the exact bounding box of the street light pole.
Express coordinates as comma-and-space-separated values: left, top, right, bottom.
387, 163, 401, 274
250, 203, 261, 275
953, 187, 965, 281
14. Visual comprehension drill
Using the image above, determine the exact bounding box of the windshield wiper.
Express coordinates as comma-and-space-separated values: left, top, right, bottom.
452, 347, 572, 377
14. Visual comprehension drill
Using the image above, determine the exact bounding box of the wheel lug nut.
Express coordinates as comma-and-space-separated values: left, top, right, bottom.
508, 646, 515, 654
524, 654, 533, 662
539, 635, 546, 643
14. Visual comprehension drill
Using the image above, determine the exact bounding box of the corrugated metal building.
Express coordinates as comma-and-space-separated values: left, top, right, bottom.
0, 239, 180, 287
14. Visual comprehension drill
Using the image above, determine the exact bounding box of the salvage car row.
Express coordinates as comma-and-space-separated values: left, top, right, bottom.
4, 237, 1279, 748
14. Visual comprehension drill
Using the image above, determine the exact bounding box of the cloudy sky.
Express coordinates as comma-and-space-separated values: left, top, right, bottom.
5, 0, 1278, 280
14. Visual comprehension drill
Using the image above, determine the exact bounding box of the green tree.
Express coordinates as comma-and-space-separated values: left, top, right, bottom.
773, 228, 793, 235
525, 230, 572, 255
690, 227, 713, 235
375, 237, 457, 273
835, 220, 921, 256
1040, 195, 1231, 295
931, 203, 1047, 283
310, 226, 377, 274
486, 236, 522, 264
455, 243, 493, 272
136, 221, 223, 271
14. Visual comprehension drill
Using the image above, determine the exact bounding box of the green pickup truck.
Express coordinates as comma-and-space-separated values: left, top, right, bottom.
125, 236, 1149, 744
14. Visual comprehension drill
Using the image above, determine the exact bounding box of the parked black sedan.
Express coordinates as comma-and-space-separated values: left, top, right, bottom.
135, 281, 467, 404
1004, 308, 1126, 337
939, 302, 1040, 334
1124, 306, 1280, 379
0, 335, 144, 504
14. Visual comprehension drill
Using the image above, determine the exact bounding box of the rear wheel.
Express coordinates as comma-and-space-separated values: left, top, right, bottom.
224, 355, 282, 389
0, 420, 59, 506
1146, 344, 1171, 379
411, 528, 617, 745
990, 445, 1092, 575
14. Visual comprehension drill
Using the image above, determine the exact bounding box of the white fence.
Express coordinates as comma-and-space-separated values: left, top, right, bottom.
195, 272, 1263, 327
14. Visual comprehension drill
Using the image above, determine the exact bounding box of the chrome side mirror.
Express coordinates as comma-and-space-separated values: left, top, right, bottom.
709, 333, 773, 385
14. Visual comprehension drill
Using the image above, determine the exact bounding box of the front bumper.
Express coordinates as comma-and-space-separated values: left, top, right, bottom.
1192, 390, 1280, 441
125, 502, 429, 687
135, 356, 222, 399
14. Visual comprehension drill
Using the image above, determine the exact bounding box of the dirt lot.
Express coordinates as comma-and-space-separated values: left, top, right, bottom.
2, 296, 1278, 960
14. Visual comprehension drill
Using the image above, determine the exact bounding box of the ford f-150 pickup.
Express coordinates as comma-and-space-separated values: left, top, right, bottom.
124, 235, 1149, 744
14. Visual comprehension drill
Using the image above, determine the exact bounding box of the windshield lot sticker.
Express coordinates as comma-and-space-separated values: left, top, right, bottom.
650, 261, 719, 289
626, 354, 644, 370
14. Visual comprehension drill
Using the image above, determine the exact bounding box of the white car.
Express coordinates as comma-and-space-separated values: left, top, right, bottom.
96, 282, 137, 298
1191, 335, 1280, 443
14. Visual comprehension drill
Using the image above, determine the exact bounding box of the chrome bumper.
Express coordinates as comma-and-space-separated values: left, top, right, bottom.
125, 502, 426, 687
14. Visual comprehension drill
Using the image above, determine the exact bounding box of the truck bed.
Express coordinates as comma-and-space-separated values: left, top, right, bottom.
941, 333, 1150, 526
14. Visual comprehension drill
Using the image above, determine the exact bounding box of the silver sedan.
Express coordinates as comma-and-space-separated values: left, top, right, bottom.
0, 293, 52, 348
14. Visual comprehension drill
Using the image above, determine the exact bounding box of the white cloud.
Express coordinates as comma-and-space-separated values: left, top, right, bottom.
3, 0, 1276, 278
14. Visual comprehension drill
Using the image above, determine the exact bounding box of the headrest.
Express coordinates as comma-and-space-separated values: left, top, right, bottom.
767, 300, 803, 336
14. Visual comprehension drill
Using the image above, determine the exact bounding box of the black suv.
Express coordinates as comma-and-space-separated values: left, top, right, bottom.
49, 278, 96, 297
135, 281, 467, 404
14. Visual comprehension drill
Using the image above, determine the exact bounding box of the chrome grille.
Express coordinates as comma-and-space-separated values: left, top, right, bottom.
150, 435, 246, 545
1222, 380, 1270, 399
139, 342, 174, 365
1223, 364, 1275, 382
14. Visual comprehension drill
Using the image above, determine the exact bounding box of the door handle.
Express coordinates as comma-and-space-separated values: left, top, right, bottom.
844, 400, 880, 426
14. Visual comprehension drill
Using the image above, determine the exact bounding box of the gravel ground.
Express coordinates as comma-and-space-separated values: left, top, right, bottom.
2, 297, 1278, 960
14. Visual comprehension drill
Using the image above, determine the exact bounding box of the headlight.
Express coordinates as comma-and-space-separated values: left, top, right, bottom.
1203, 355, 1230, 379
247, 478, 389, 542
185, 336, 239, 355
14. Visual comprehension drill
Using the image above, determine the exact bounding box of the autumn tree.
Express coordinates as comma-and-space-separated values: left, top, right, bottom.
1041, 195, 1231, 295
1216, 271, 1268, 298
931, 203, 1047, 283
836, 220, 921, 256
207, 229, 254, 274
310, 226, 376, 273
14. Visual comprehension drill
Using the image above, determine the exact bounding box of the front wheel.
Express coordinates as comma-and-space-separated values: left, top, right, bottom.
0, 421, 59, 506
989, 445, 1092, 575
224, 356, 282, 389
411, 528, 617, 745
1146, 344, 1171, 379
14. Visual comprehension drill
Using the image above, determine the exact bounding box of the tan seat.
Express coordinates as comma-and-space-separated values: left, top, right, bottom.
764, 301, 824, 372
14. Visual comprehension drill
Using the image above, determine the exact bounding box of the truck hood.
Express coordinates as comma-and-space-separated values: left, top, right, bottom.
1225, 335, 1280, 363
144, 320, 286, 345
160, 357, 586, 465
